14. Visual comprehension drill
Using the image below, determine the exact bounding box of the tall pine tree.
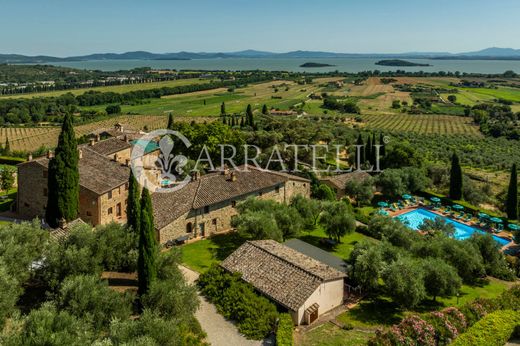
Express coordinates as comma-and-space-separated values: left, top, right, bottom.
220, 102, 226, 116
262, 104, 268, 115
246, 104, 254, 127
355, 134, 365, 168
4, 137, 10, 155
449, 153, 463, 200
137, 187, 157, 297
366, 135, 372, 166
126, 171, 141, 233
506, 163, 518, 220
46, 113, 80, 227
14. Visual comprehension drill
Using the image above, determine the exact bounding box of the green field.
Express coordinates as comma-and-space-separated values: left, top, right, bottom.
0, 78, 211, 99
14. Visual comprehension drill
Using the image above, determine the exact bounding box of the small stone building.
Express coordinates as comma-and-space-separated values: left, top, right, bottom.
221, 240, 346, 325
17, 138, 132, 225
320, 171, 371, 199
152, 166, 310, 244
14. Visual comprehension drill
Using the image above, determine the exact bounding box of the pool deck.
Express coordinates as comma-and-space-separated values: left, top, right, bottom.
388, 204, 515, 251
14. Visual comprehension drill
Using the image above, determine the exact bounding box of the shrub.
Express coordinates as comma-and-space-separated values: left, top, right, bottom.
198, 265, 278, 340
451, 310, 520, 346
276, 313, 294, 346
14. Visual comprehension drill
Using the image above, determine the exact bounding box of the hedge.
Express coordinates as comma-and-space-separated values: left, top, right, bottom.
451, 310, 520, 346
276, 313, 294, 346
0, 156, 25, 165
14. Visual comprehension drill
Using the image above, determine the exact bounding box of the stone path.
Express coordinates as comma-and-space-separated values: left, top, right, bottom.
180, 265, 270, 346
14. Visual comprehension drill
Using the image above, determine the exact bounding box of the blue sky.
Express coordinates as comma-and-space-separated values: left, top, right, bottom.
2, 0, 519, 56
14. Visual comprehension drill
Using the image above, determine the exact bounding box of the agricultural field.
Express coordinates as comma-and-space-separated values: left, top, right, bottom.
359, 113, 481, 135
0, 78, 211, 99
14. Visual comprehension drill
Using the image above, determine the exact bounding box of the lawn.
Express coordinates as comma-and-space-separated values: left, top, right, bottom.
459, 86, 520, 103
0, 189, 17, 212
299, 322, 373, 346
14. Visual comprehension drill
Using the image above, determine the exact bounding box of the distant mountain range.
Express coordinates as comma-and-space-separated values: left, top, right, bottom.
2, 47, 520, 64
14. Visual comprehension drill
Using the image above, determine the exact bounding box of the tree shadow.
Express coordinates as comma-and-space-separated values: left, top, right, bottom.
346, 297, 404, 326
209, 232, 248, 261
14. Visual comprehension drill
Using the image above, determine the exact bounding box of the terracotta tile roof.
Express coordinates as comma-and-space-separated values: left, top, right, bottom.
87, 137, 131, 156
22, 145, 130, 195
320, 171, 371, 190
151, 167, 309, 230
221, 240, 345, 311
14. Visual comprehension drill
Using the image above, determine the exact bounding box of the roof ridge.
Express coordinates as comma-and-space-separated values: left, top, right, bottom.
247, 240, 325, 281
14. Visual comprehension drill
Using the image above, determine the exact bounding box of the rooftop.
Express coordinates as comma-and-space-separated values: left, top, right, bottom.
220, 240, 345, 311
284, 238, 349, 273
320, 171, 371, 190
152, 166, 309, 230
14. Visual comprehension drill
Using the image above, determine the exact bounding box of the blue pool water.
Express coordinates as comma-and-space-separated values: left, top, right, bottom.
395, 208, 510, 247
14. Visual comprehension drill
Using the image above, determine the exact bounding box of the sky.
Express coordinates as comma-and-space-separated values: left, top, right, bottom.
2, 0, 520, 56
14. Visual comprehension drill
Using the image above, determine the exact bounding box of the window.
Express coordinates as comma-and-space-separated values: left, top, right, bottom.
24, 202, 30, 207
108, 191, 112, 199
43, 170, 48, 179
125, 183, 129, 190
116, 203, 122, 217
43, 188, 48, 197
231, 201, 237, 208
86, 211, 92, 216
303, 183, 307, 187
186, 222, 193, 233
212, 218, 217, 225
108, 207, 113, 215
204, 206, 210, 214
258, 191, 263, 197
275, 185, 280, 193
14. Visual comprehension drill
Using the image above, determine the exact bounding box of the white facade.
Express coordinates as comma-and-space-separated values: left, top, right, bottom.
290, 279, 344, 325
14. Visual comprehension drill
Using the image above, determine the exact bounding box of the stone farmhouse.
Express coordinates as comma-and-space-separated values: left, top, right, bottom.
221, 240, 346, 325
320, 171, 370, 199
17, 137, 133, 226
17, 133, 310, 245
152, 166, 310, 244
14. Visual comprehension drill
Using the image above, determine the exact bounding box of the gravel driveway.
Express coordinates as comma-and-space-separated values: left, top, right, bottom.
180, 265, 269, 346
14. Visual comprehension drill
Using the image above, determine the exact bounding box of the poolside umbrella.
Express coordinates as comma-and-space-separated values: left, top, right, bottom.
377, 209, 389, 216
489, 217, 503, 224
478, 212, 489, 219
452, 204, 464, 211
430, 197, 441, 203
402, 194, 412, 200
377, 201, 389, 208
508, 224, 520, 231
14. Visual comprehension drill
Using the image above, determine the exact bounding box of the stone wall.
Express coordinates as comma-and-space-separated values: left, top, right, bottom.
97, 183, 128, 225
17, 163, 47, 220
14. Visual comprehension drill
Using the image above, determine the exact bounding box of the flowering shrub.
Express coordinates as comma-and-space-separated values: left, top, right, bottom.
369, 315, 436, 346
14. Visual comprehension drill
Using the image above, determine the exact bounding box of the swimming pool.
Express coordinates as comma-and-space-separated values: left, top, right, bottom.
395, 208, 510, 247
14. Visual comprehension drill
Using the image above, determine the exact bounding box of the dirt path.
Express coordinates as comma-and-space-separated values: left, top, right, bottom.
179, 265, 268, 346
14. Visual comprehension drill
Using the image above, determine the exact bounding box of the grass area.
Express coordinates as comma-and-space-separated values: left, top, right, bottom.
300, 322, 373, 346
459, 86, 520, 103
82, 79, 326, 116
0, 189, 16, 212
181, 232, 246, 273
298, 227, 377, 259
0, 78, 211, 99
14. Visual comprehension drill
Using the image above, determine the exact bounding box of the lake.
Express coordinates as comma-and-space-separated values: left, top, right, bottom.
45, 58, 520, 74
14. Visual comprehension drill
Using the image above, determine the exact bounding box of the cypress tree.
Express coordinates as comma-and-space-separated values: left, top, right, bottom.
366, 135, 372, 166
371, 133, 377, 163
126, 171, 141, 233
246, 104, 254, 126
262, 104, 268, 115
506, 163, 518, 220
46, 113, 80, 227
449, 153, 463, 200
166, 112, 174, 130
137, 187, 157, 297
240, 116, 245, 127
4, 137, 10, 155
220, 102, 226, 116
379, 133, 386, 156
356, 134, 365, 168
222, 115, 226, 125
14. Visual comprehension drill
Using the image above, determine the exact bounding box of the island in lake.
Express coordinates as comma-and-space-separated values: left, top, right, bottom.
375, 59, 431, 67
299, 62, 335, 68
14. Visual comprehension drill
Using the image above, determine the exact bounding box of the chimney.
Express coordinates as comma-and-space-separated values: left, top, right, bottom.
28, 153, 33, 161
221, 165, 229, 175
192, 171, 201, 181
113, 153, 119, 162
47, 150, 53, 159
89, 138, 95, 146
229, 171, 237, 182
96, 134, 101, 142
58, 218, 66, 229
125, 159, 130, 167
78, 149, 83, 159
124, 134, 129, 143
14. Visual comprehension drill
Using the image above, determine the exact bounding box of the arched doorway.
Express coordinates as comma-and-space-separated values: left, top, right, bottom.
186, 222, 193, 233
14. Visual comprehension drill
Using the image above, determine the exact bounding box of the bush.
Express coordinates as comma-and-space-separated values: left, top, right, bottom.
451, 310, 520, 346
198, 265, 278, 340
276, 313, 294, 346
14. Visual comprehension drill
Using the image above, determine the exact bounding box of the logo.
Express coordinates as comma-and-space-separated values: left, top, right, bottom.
130, 129, 192, 193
